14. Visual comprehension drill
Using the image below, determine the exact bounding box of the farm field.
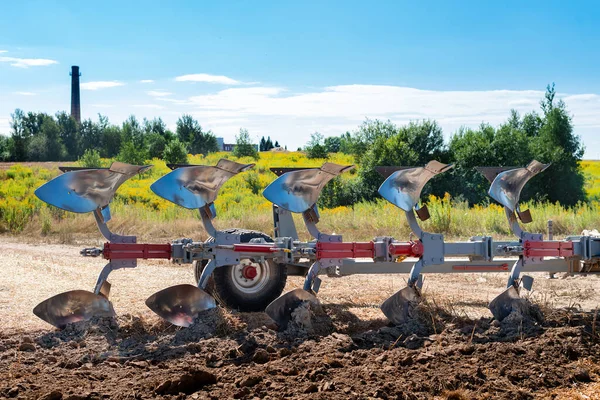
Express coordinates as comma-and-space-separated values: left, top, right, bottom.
1, 154, 600, 399
0, 240, 599, 399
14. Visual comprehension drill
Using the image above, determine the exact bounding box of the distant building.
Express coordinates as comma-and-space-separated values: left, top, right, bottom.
223, 143, 235, 152
216, 137, 258, 152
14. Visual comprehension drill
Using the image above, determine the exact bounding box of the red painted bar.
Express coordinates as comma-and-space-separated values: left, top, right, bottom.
316, 242, 375, 259
103, 243, 172, 260
452, 263, 509, 271
523, 241, 574, 257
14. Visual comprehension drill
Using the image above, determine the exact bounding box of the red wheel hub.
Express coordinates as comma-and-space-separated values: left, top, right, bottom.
242, 265, 258, 280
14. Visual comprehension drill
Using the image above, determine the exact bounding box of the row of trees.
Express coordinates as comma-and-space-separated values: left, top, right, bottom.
309, 85, 586, 206
0, 110, 291, 165
0, 85, 586, 206
0, 112, 225, 165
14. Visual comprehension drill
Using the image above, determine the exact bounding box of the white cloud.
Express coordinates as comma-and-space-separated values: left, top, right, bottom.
0, 50, 7, 54
81, 81, 125, 90
183, 84, 600, 156
0, 55, 58, 68
14, 91, 36, 96
175, 73, 240, 85
147, 90, 172, 97
133, 104, 165, 109
140, 79, 154, 83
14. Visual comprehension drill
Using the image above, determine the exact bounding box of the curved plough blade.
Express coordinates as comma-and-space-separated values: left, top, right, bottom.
488, 286, 520, 321
35, 162, 151, 213
378, 161, 453, 212
265, 288, 318, 329
488, 160, 550, 212
263, 163, 354, 213
150, 159, 254, 209
33, 290, 115, 329
145, 284, 217, 327
380, 286, 421, 325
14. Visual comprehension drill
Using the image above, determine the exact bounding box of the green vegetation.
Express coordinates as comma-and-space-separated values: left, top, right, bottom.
0, 84, 593, 239
0, 152, 598, 241
233, 128, 259, 160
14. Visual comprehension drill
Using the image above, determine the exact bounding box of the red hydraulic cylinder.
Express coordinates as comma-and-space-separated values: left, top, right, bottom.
232, 244, 280, 253
389, 241, 424, 258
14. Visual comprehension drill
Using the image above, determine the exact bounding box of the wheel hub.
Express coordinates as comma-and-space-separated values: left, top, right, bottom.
242, 265, 258, 280
231, 259, 270, 293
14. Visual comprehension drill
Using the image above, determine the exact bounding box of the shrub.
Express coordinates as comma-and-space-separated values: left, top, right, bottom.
163, 138, 188, 164
117, 141, 148, 165
78, 149, 104, 168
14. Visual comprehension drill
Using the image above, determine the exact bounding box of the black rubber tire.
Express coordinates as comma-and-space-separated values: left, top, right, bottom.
193, 229, 287, 312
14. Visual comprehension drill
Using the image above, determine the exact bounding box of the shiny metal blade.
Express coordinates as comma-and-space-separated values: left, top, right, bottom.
150, 159, 253, 209
145, 284, 217, 327
264, 288, 318, 329
263, 164, 354, 213
489, 286, 520, 321
35, 163, 150, 213
378, 161, 453, 211
380, 286, 421, 325
33, 290, 116, 329
488, 160, 550, 212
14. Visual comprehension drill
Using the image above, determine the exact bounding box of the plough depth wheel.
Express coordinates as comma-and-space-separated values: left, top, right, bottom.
194, 229, 287, 312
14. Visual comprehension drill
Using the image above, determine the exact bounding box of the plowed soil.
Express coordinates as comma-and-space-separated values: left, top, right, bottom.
1, 239, 600, 399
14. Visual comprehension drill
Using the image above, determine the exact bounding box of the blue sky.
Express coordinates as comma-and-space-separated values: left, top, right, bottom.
1, 0, 599, 157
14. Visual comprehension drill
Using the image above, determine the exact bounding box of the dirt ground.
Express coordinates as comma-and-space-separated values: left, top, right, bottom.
1, 238, 600, 399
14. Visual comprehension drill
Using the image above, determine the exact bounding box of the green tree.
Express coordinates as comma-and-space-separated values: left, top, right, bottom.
41, 117, 65, 160
529, 84, 585, 205
122, 115, 145, 148
147, 133, 167, 159
265, 136, 274, 150
78, 149, 104, 168
305, 132, 328, 159
357, 120, 447, 201
259, 136, 266, 151
233, 128, 259, 159
79, 118, 102, 153
143, 117, 167, 137
27, 134, 48, 161
0, 135, 11, 161
176, 115, 218, 155
56, 112, 80, 160
101, 125, 123, 158
324, 136, 341, 153
117, 141, 147, 165
163, 138, 189, 164
9, 109, 28, 161
448, 123, 532, 204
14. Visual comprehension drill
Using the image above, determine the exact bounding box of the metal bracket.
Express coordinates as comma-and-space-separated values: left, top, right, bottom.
93, 259, 137, 295
273, 205, 298, 239
303, 205, 342, 242
421, 232, 445, 267
94, 208, 136, 244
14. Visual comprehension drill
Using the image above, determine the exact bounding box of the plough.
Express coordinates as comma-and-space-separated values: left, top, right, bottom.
32, 159, 600, 329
